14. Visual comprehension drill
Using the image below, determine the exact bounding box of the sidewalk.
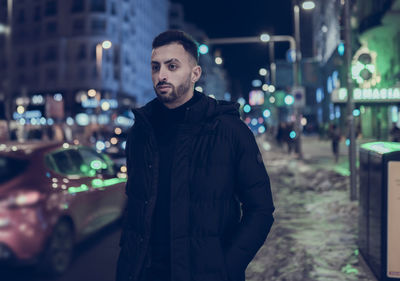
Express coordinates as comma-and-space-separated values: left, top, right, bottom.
244, 136, 378, 281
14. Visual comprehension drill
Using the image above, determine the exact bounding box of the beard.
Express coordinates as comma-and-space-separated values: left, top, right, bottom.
154, 75, 192, 105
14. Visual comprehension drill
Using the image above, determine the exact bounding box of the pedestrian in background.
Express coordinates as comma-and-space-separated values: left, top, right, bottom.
329, 124, 341, 163
116, 30, 275, 281
390, 123, 400, 142
276, 122, 286, 150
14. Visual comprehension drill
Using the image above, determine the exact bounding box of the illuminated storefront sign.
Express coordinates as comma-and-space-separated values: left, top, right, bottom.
13, 110, 42, 120
332, 88, 400, 103
82, 99, 118, 109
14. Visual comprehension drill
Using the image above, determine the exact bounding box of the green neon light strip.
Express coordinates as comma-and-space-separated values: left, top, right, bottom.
68, 184, 89, 194
91, 178, 127, 189
67, 177, 127, 193
361, 142, 400, 154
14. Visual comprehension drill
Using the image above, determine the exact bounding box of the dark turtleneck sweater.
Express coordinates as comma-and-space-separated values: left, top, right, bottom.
146, 91, 202, 280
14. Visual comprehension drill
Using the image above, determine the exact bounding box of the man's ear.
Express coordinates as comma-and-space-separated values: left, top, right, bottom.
191, 65, 202, 83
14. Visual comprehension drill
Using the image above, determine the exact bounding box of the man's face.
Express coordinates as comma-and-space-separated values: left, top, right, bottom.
151, 43, 201, 108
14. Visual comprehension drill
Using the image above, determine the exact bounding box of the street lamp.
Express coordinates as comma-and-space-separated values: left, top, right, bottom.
215, 57, 223, 65
96, 40, 112, 81
260, 33, 271, 42
302, 1, 316, 10
291, 0, 316, 159
259, 68, 268, 76
3, 0, 14, 139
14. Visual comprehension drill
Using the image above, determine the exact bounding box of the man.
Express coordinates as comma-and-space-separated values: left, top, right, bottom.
116, 30, 274, 281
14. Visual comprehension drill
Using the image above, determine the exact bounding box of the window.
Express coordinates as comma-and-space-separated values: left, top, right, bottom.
123, 11, 129, 22
91, 19, 106, 33
72, 18, 85, 33
114, 68, 120, 80
17, 52, 26, 67
92, 65, 98, 78
71, 0, 85, 13
77, 43, 87, 60
33, 6, 41, 21
77, 66, 87, 80
111, 2, 116, 15
46, 68, 57, 81
46, 150, 81, 175
45, 0, 57, 16
124, 53, 130, 66
113, 47, 119, 65
90, 0, 106, 12
33, 50, 40, 66
18, 74, 26, 84
44, 45, 58, 62
45, 21, 57, 35
33, 26, 41, 38
17, 9, 25, 23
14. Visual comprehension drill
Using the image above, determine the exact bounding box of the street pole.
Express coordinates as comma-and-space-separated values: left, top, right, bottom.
345, 0, 357, 201
206, 35, 296, 85
293, 1, 303, 159
4, 0, 13, 140
269, 41, 276, 86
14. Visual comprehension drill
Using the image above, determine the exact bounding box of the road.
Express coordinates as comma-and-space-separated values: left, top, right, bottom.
0, 222, 122, 281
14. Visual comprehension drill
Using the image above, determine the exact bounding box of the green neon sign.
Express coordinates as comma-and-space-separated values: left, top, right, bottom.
333, 88, 400, 103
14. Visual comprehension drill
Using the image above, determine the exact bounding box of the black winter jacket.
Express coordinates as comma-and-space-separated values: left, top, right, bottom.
117, 92, 274, 281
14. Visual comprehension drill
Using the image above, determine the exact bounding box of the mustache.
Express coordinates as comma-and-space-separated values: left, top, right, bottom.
156, 82, 173, 87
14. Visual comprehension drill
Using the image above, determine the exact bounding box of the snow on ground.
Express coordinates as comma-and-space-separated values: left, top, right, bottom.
244, 138, 377, 281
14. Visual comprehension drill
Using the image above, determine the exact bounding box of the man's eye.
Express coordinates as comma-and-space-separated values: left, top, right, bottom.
169, 64, 177, 70
152, 65, 159, 71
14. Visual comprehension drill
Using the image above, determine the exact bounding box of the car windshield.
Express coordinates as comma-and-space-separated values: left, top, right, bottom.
0, 156, 29, 184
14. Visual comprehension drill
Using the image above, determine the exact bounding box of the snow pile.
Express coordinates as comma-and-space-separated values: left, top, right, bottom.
245, 141, 376, 281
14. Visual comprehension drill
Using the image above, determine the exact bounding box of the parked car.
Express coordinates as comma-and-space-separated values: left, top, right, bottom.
0, 141, 127, 275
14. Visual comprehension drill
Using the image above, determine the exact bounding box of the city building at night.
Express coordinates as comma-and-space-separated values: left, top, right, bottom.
310, 0, 343, 128
0, 0, 168, 139
331, 0, 400, 140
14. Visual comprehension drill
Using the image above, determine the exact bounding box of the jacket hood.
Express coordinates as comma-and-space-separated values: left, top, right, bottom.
132, 91, 240, 127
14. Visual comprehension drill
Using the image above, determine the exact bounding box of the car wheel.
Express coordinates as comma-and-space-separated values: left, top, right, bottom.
38, 219, 74, 276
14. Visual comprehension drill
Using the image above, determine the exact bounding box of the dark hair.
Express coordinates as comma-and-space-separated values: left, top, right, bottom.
152, 30, 199, 63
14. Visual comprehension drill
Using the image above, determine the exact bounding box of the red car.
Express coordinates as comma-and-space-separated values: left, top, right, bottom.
0, 141, 127, 275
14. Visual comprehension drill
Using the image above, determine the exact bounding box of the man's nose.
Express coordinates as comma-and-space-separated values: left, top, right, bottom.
158, 66, 168, 81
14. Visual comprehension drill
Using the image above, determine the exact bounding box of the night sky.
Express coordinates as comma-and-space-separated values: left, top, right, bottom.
171, 0, 295, 99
